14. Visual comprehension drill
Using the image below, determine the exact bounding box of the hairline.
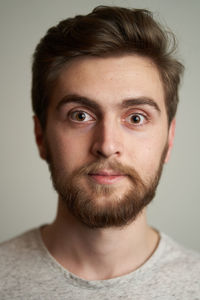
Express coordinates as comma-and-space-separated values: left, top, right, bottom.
43, 52, 170, 127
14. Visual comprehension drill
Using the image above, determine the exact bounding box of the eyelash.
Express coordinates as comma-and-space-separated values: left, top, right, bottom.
68, 110, 95, 123
68, 109, 149, 127
123, 113, 148, 127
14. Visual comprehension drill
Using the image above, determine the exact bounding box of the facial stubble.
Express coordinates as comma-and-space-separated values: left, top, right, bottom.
46, 145, 168, 229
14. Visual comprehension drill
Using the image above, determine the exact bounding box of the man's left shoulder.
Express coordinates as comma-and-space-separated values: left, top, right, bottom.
152, 233, 200, 298
160, 232, 200, 276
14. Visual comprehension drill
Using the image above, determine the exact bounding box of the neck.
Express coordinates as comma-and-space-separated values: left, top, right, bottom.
41, 199, 159, 280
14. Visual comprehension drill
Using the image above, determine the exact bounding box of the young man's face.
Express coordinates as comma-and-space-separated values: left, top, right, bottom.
35, 55, 175, 228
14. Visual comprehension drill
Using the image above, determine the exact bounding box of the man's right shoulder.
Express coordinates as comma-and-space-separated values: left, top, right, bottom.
0, 228, 40, 258
0, 228, 42, 282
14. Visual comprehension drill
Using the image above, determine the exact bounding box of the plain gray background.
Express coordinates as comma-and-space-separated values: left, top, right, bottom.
0, 0, 199, 251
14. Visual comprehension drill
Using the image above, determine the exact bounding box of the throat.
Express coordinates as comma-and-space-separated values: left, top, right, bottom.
40, 203, 160, 280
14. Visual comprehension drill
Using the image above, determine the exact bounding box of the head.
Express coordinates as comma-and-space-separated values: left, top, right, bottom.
32, 6, 184, 228
32, 5, 184, 129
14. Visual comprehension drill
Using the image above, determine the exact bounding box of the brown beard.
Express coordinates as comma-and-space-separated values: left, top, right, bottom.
46, 145, 168, 229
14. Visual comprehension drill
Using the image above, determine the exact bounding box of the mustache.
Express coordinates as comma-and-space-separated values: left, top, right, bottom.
71, 159, 142, 184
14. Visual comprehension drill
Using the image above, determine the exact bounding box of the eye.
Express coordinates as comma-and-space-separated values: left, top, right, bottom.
69, 110, 95, 122
125, 113, 146, 126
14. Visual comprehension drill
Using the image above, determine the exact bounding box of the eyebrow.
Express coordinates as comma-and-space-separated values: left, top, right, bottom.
121, 98, 161, 113
56, 94, 161, 113
57, 95, 101, 111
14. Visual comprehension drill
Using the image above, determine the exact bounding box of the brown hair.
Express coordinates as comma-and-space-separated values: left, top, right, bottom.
32, 6, 184, 128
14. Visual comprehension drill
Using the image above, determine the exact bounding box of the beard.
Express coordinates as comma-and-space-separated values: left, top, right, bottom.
46, 145, 168, 229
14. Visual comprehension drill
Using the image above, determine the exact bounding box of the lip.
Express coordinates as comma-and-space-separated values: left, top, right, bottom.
88, 169, 126, 185
89, 169, 124, 176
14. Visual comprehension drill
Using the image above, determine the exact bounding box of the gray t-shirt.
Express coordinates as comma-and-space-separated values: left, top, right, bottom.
0, 227, 199, 299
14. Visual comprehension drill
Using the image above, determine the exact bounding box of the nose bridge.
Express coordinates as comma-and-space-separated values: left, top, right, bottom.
91, 112, 123, 158
102, 114, 118, 142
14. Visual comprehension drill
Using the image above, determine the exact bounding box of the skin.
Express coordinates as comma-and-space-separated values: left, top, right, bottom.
34, 55, 175, 280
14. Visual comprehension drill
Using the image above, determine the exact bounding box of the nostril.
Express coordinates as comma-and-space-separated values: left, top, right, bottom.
90, 125, 123, 158
96, 150, 107, 158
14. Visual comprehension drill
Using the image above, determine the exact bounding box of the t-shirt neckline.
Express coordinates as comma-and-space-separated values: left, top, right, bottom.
34, 226, 167, 289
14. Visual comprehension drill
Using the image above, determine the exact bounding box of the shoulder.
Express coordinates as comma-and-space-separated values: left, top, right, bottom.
0, 228, 41, 261
156, 232, 200, 296
0, 228, 46, 292
160, 232, 200, 267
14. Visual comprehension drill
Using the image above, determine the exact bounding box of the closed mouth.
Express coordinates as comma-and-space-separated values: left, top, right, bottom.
88, 169, 125, 176
88, 170, 127, 185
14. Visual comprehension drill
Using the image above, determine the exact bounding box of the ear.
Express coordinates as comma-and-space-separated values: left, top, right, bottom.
33, 116, 47, 160
164, 118, 176, 163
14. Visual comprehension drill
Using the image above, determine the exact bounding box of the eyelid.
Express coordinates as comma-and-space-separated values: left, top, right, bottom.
122, 111, 150, 127
127, 113, 146, 122
68, 108, 96, 122
123, 107, 149, 115
69, 105, 96, 115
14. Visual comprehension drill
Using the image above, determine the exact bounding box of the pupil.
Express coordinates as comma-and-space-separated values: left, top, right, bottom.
77, 112, 86, 121
132, 115, 140, 123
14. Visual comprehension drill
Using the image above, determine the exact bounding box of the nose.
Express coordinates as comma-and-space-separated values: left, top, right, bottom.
90, 118, 123, 159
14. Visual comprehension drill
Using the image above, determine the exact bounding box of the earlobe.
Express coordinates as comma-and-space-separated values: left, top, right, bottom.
33, 116, 47, 160
164, 119, 176, 163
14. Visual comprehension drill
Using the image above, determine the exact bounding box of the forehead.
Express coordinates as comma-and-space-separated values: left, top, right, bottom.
50, 55, 166, 112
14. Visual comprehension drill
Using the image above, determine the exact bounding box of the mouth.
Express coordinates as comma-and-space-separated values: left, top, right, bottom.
88, 169, 127, 185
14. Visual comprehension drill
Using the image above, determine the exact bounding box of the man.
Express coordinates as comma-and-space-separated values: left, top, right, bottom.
0, 5, 199, 299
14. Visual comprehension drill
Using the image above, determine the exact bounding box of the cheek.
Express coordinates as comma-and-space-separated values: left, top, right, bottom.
46, 127, 92, 170
126, 131, 168, 173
